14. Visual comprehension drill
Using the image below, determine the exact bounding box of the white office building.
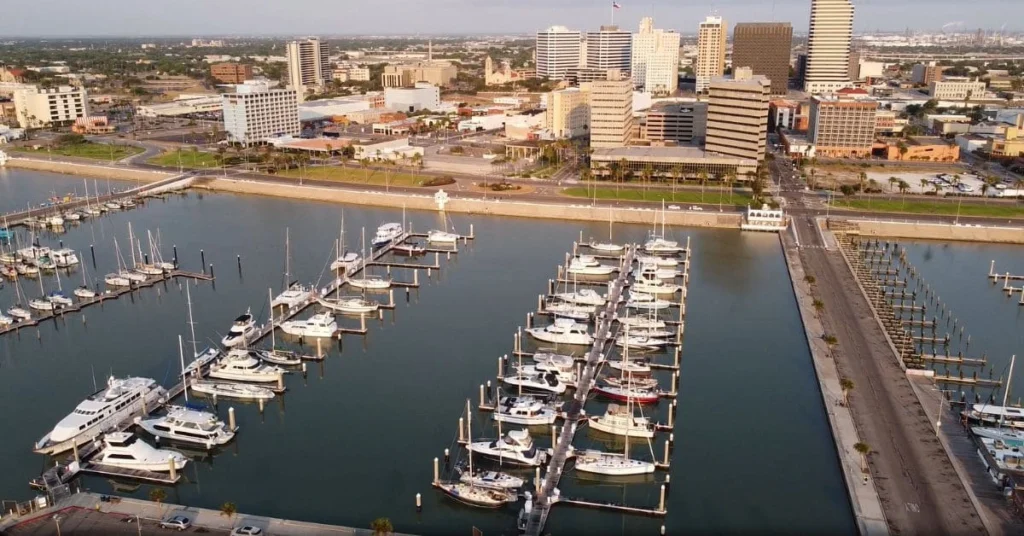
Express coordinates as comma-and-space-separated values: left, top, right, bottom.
286, 37, 331, 100
696, 16, 727, 93
13, 85, 89, 128
929, 79, 988, 101
631, 17, 681, 94
536, 26, 582, 80
384, 83, 440, 112
803, 0, 855, 93
586, 26, 632, 73
221, 80, 300, 145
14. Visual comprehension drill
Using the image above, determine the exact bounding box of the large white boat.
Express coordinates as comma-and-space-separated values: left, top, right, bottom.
625, 297, 672, 311
221, 310, 258, 348
330, 252, 361, 273
494, 396, 561, 426
633, 264, 678, 280
525, 318, 594, 346
963, 404, 1024, 430
50, 249, 80, 268
35, 376, 169, 454
208, 349, 284, 383
973, 426, 1024, 448
542, 301, 592, 321
515, 364, 576, 388
501, 370, 568, 395
190, 380, 275, 401
371, 222, 404, 248
317, 296, 379, 315
615, 335, 668, 350
635, 255, 679, 267
279, 312, 337, 338
104, 273, 131, 287
95, 432, 188, 472
979, 437, 1024, 472
458, 468, 525, 490
643, 237, 683, 254
574, 449, 655, 476
532, 351, 576, 371
272, 283, 313, 310
28, 297, 55, 311
632, 277, 681, 296
468, 429, 547, 467
17, 245, 51, 262
348, 274, 392, 290
427, 230, 460, 244
566, 256, 616, 276
587, 403, 654, 438
552, 288, 606, 307
615, 315, 668, 330
137, 405, 236, 447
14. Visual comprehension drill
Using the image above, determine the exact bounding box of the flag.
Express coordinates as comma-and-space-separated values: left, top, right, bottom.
612, 2, 621, 8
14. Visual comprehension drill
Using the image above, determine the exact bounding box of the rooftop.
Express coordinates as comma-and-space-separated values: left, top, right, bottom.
591, 146, 757, 165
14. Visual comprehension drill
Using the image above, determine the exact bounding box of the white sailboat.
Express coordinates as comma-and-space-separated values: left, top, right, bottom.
542, 300, 592, 321
46, 268, 73, 307
566, 255, 616, 276
29, 273, 55, 311
428, 212, 460, 244
330, 214, 362, 273
552, 287, 607, 307
588, 208, 623, 252
74, 255, 97, 298
259, 288, 303, 366
525, 318, 594, 346
7, 278, 32, 320
348, 228, 392, 290
317, 295, 379, 314
271, 229, 314, 310
437, 400, 518, 508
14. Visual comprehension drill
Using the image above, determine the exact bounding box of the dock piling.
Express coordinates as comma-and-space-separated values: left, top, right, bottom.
209, 263, 215, 279
416, 493, 422, 512
480, 384, 485, 407
173, 245, 178, 265
498, 356, 503, 378
663, 441, 669, 465
228, 407, 236, 431
658, 485, 666, 513
73, 442, 80, 464
444, 448, 450, 464
276, 374, 284, 391
433, 457, 439, 485
535, 467, 541, 489
168, 455, 177, 481
89, 244, 96, 267
302, 363, 308, 378
237, 255, 242, 273
258, 398, 265, 412
458, 418, 465, 442
201, 249, 206, 271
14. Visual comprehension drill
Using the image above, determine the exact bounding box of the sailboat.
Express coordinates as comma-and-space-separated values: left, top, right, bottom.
576, 357, 656, 476
181, 284, 221, 377
29, 272, 55, 311
437, 400, 518, 508
318, 295, 379, 315
272, 229, 313, 310
83, 179, 101, 216
47, 267, 74, 307
428, 212, 459, 244
965, 355, 1023, 429
348, 228, 391, 290
329, 214, 361, 273
594, 328, 662, 404
644, 201, 684, 254
7, 278, 32, 320
129, 223, 163, 276
258, 288, 303, 366
588, 208, 623, 252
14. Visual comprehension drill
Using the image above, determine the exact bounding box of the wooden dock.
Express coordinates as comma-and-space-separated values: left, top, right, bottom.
554, 496, 666, 516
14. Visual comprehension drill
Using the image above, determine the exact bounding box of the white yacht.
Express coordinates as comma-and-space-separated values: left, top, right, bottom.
615, 335, 667, 350
515, 365, 576, 388
979, 437, 1024, 472
501, 370, 568, 395
95, 432, 188, 472
566, 256, 616, 276
137, 405, 236, 447
221, 311, 258, 348
50, 249, 80, 268
625, 297, 672, 311
74, 286, 98, 299
635, 255, 679, 267
35, 376, 169, 454
963, 404, 1024, 430
574, 449, 655, 476
525, 318, 594, 346
494, 396, 561, 426
588, 241, 623, 253
279, 312, 337, 338
427, 229, 460, 244
104, 273, 131, 287
973, 427, 1024, 448
189, 380, 275, 401
643, 237, 683, 254
17, 245, 51, 262
542, 301, 592, 321
633, 264, 678, 280
271, 283, 313, 310
47, 291, 74, 308
0, 313, 13, 326
532, 351, 576, 371
608, 359, 652, 375
28, 297, 55, 312
348, 274, 392, 290
17, 263, 40, 276
134, 263, 165, 276
468, 429, 547, 467
631, 277, 681, 296
371, 223, 404, 248
552, 288, 606, 307
616, 316, 668, 330
208, 349, 284, 383
459, 469, 525, 490
329, 252, 361, 273
7, 306, 31, 321
317, 296, 379, 315
588, 404, 655, 438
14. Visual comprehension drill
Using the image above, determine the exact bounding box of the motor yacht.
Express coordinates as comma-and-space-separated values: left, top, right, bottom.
501, 370, 568, 395
181, 348, 221, 378
552, 288, 606, 307
634, 255, 678, 267
458, 467, 525, 490
33, 255, 56, 271
279, 312, 337, 338
566, 257, 616, 276
95, 432, 187, 472
467, 429, 547, 466
208, 349, 284, 383
531, 351, 576, 371
587, 404, 655, 439
35, 376, 169, 454
574, 449, 655, 476
979, 437, 1024, 472
329, 252, 362, 273
633, 264, 678, 280
631, 277, 681, 296
271, 283, 313, 310
221, 310, 258, 348
317, 296, 379, 315
602, 375, 659, 390
427, 229, 460, 244
524, 318, 594, 346
542, 301, 592, 321
137, 405, 236, 447
371, 223, 404, 248
189, 380, 275, 401
493, 396, 561, 426
514, 365, 576, 388
256, 348, 303, 367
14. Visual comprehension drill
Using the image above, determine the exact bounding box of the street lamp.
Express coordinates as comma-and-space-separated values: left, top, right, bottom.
52, 514, 62, 536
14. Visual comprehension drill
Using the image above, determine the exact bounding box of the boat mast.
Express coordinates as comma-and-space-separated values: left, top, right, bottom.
268, 287, 276, 350
1001, 354, 1016, 428
128, 223, 136, 268
284, 228, 290, 288
186, 283, 198, 358
179, 335, 189, 404
608, 207, 613, 242
361, 227, 367, 283
466, 399, 474, 480
80, 252, 88, 287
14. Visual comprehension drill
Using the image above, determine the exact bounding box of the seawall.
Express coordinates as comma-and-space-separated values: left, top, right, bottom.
6, 157, 173, 183
204, 177, 744, 228
849, 219, 1024, 244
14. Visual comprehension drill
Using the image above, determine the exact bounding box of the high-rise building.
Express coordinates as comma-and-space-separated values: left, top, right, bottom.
589, 70, 634, 148
642, 102, 707, 144
286, 37, 331, 100
222, 80, 300, 145
586, 25, 632, 73
547, 86, 591, 139
705, 67, 771, 162
13, 85, 88, 128
808, 93, 878, 158
731, 23, 792, 96
536, 26, 582, 80
803, 0, 854, 93
695, 16, 727, 93
631, 17, 681, 94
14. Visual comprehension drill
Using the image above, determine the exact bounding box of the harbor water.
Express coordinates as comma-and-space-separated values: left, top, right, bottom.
0, 168, 854, 535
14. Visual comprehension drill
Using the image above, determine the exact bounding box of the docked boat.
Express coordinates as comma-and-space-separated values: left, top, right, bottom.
631, 277, 681, 296
348, 274, 392, 290
371, 222, 404, 248
501, 370, 568, 395
256, 348, 303, 367
525, 318, 594, 346
190, 379, 275, 401
272, 283, 313, 310
589, 241, 623, 253
552, 288, 606, 307
0, 264, 16, 278
121, 199, 137, 208
33, 255, 56, 271
317, 296, 379, 315
588, 404, 655, 439
95, 432, 187, 472
458, 468, 525, 491
633, 264, 678, 280
0, 313, 13, 326
607, 359, 652, 375
63, 212, 81, 222
616, 316, 668, 330
493, 396, 561, 426
47, 215, 65, 227
7, 306, 31, 321
105, 201, 122, 210
208, 349, 284, 383
74, 286, 97, 299
18, 244, 50, 262
515, 364, 576, 388
574, 449, 655, 476
330, 252, 361, 273
963, 404, 1024, 430
532, 351, 576, 371
182, 347, 221, 378
279, 312, 337, 338
635, 255, 679, 267
104, 273, 131, 287
50, 249, 80, 268
28, 297, 55, 311
593, 381, 660, 404
438, 400, 519, 508
603, 375, 659, 390
47, 291, 73, 308
973, 426, 1024, 448
221, 310, 258, 348
566, 256, 616, 276
979, 437, 1024, 472
137, 405, 236, 447
615, 335, 668, 350
35, 376, 169, 454
16, 263, 40, 276
542, 301, 592, 321
393, 243, 426, 256
644, 237, 683, 254
427, 229, 459, 244
0, 252, 17, 264
625, 297, 672, 311
468, 429, 547, 467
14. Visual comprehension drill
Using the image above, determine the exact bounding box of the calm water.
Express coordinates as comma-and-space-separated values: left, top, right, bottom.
0, 168, 854, 535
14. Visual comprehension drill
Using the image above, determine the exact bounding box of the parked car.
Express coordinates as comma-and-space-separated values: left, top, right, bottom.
231, 527, 264, 536
689, 205, 704, 211
160, 515, 192, 531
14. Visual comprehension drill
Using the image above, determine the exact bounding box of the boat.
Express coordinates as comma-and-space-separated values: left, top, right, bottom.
221, 310, 258, 348
182, 348, 220, 378
121, 199, 137, 208
615, 334, 667, 350
593, 381, 660, 404
257, 289, 304, 367
631, 277, 681, 296
50, 248, 79, 268
458, 468, 525, 491
137, 405, 236, 448
494, 396, 561, 426
524, 318, 594, 346
973, 426, 1024, 448
588, 209, 623, 253
625, 297, 672, 311
46, 268, 73, 307
279, 312, 337, 338
34, 376, 169, 454
393, 243, 426, 256
47, 215, 65, 227
616, 315, 668, 330
437, 400, 518, 508
318, 296, 379, 314
602, 375, 659, 390
272, 282, 313, 310
428, 229, 459, 244
0, 313, 13, 326
330, 252, 361, 272
962, 356, 1023, 429
501, 370, 568, 395
17, 244, 51, 262
0, 252, 16, 264
532, 351, 576, 371
979, 437, 1024, 472
208, 349, 284, 383
636, 255, 679, 267
63, 212, 81, 222
468, 428, 547, 467
542, 301, 592, 321
566, 256, 616, 276
74, 257, 97, 298
33, 255, 56, 271
574, 448, 655, 476
608, 359, 652, 375
16, 263, 40, 276
552, 288, 606, 307
95, 432, 188, 472
349, 228, 391, 289
7, 306, 31, 321
515, 364, 576, 388
104, 273, 131, 287
633, 264, 678, 280
28, 297, 54, 311
371, 222, 404, 248
190, 379, 275, 401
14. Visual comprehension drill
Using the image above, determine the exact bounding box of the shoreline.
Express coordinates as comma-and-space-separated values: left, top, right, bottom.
6, 157, 174, 183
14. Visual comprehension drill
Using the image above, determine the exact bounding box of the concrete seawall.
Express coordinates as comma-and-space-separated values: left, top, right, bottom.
849, 219, 1024, 244
205, 178, 744, 227
6, 157, 173, 183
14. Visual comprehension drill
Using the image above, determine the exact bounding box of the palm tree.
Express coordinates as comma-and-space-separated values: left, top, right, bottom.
640, 163, 654, 200
840, 378, 854, 406
149, 488, 167, 504
898, 180, 909, 207
858, 171, 868, 193
812, 298, 824, 313
370, 517, 394, 535
823, 334, 838, 349
854, 442, 871, 473
887, 177, 899, 198
932, 182, 944, 196
724, 170, 737, 204
919, 178, 929, 192
980, 181, 990, 201
1014, 178, 1024, 203
359, 158, 371, 182
697, 169, 709, 203
220, 502, 237, 518
670, 165, 683, 197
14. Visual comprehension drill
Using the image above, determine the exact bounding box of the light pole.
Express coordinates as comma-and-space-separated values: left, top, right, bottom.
935, 388, 956, 437
52, 514, 62, 536
954, 195, 963, 225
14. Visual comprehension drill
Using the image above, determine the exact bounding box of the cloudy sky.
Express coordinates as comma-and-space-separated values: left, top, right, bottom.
2, 0, 1021, 37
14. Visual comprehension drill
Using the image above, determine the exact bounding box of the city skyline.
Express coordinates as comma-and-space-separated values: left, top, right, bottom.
1, 0, 1021, 38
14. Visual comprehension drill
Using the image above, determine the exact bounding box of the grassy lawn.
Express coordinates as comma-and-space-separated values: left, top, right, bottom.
13, 142, 142, 161
275, 165, 437, 187
831, 198, 1024, 218
563, 186, 754, 206
148, 149, 222, 169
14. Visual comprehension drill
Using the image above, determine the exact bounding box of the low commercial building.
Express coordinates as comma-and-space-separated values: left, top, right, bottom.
878, 136, 959, 161
211, 63, 253, 84
384, 83, 440, 112
457, 114, 507, 132
221, 80, 300, 144
381, 62, 457, 88
13, 85, 88, 128
590, 146, 757, 180
808, 93, 878, 158
928, 79, 987, 101
71, 116, 115, 134
137, 95, 223, 117
955, 133, 990, 154
642, 101, 706, 144
988, 114, 1024, 157
769, 99, 810, 132
298, 98, 371, 122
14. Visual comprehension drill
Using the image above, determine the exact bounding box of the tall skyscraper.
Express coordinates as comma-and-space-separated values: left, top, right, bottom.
631, 17, 681, 94
586, 26, 632, 72
705, 67, 771, 163
589, 70, 634, 148
536, 26, 583, 80
695, 16, 727, 93
286, 37, 331, 101
803, 0, 854, 93
731, 23, 793, 96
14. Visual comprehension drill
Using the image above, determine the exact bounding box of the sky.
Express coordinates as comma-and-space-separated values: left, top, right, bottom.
2, 0, 1022, 37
